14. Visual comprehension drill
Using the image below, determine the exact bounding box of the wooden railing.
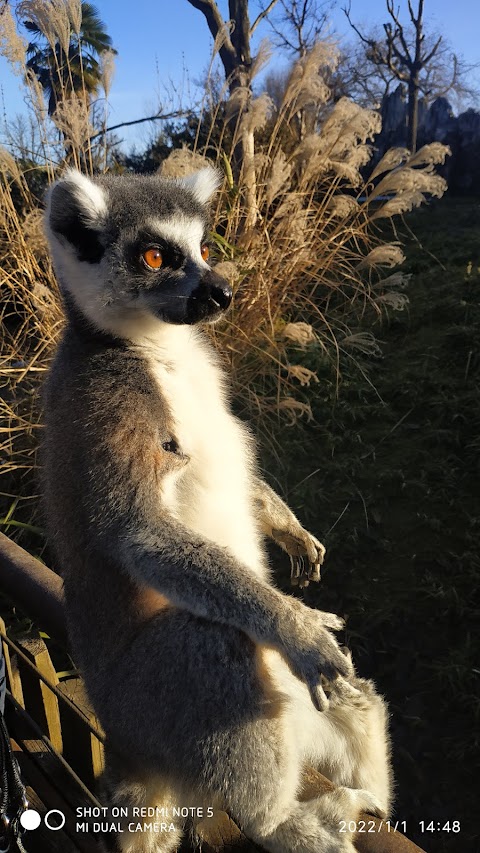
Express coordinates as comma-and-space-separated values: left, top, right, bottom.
0, 531, 427, 853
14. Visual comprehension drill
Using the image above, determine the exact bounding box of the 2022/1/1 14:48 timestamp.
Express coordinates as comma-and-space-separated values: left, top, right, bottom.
339, 820, 461, 834
419, 821, 461, 833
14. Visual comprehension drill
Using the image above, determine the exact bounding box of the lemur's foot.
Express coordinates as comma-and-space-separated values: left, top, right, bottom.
271, 527, 325, 587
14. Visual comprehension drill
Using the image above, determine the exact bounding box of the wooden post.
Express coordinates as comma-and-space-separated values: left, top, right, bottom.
0, 616, 24, 707
16, 635, 63, 753
58, 677, 104, 789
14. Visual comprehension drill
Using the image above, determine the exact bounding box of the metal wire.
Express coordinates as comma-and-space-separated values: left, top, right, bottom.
5, 691, 102, 809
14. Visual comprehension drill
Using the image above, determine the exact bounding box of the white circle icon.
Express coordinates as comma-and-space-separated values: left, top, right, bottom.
44, 809, 66, 831
20, 809, 41, 831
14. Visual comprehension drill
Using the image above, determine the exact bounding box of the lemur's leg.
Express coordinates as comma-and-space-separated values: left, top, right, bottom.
284, 663, 393, 818
101, 614, 391, 853
100, 748, 183, 853
321, 674, 393, 811
196, 655, 389, 853
253, 477, 325, 586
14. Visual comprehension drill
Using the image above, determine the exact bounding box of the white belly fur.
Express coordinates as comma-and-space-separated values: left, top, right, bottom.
145, 328, 268, 580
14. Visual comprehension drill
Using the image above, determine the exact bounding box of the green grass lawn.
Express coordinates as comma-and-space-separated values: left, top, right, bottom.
262, 195, 480, 852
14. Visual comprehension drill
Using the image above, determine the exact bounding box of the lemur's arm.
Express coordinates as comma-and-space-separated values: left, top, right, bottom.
87, 408, 351, 710
111, 523, 348, 711
252, 478, 325, 587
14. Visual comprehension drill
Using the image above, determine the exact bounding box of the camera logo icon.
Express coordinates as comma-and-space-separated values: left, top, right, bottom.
20, 809, 66, 831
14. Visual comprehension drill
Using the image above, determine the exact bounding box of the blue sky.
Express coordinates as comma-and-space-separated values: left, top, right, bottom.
1, 0, 479, 151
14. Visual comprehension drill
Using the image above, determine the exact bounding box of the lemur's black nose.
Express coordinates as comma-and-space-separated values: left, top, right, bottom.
200, 270, 233, 312
210, 282, 232, 310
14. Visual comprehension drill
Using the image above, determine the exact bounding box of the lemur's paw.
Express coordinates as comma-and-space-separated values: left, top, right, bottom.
271, 527, 325, 587
281, 602, 352, 709
347, 788, 388, 819
322, 674, 361, 706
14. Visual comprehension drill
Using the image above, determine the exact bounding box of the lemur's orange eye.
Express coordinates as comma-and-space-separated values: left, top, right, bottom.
143, 248, 163, 269
201, 244, 210, 262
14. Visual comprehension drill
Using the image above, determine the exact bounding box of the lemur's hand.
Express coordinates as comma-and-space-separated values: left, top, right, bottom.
271, 526, 325, 587
278, 600, 352, 710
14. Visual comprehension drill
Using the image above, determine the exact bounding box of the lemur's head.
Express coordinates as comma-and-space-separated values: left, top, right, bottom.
45, 168, 232, 339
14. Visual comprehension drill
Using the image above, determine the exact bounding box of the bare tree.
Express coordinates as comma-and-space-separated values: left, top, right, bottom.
263, 0, 334, 57
343, 0, 474, 152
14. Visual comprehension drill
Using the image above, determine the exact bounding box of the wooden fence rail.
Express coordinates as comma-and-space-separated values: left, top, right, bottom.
0, 531, 427, 853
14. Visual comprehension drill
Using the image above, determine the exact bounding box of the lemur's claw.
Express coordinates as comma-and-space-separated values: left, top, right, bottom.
290, 555, 301, 585
276, 527, 325, 586
290, 554, 321, 587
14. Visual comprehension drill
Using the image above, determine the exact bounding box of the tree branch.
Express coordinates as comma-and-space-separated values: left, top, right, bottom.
379, 24, 408, 80
432, 54, 458, 98
250, 0, 280, 36
408, 0, 423, 27
343, 3, 374, 48
386, 0, 405, 31
422, 34, 442, 65
89, 110, 191, 142
186, 0, 231, 46
386, 0, 411, 60
186, 0, 237, 78
268, 22, 299, 55
432, 53, 458, 98
386, 30, 406, 62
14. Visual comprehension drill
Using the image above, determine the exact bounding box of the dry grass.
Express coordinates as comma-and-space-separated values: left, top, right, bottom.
172, 68, 449, 422
0, 1, 450, 521
0, 153, 61, 486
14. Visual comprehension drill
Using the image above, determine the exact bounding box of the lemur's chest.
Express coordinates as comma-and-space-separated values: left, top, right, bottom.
147, 341, 266, 573
150, 345, 239, 472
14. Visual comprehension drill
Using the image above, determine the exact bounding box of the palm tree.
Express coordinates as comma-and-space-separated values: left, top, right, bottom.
24, 2, 116, 115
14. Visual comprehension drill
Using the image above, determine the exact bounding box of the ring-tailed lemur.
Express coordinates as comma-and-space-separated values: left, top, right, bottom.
41, 168, 392, 853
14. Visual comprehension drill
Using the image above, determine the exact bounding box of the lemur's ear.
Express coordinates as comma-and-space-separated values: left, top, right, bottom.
179, 167, 222, 205
46, 169, 107, 263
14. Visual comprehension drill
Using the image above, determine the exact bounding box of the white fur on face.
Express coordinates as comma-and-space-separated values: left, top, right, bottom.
178, 167, 221, 205
147, 215, 209, 268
